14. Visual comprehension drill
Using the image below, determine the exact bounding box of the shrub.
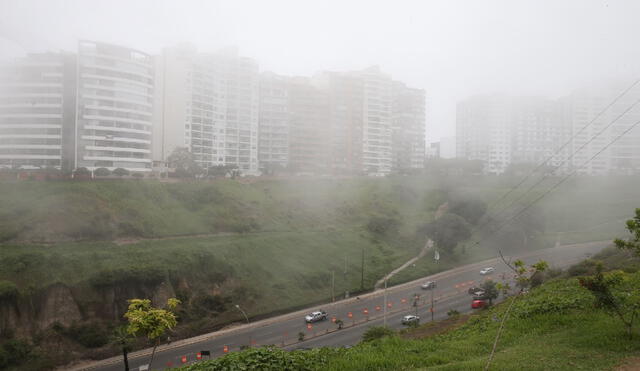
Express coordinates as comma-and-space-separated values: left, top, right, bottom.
63, 322, 110, 348
362, 326, 395, 342
113, 168, 130, 177
94, 168, 111, 177
0, 339, 32, 369
0, 280, 18, 302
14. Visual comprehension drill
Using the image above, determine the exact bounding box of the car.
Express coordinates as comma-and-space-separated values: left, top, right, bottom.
421, 281, 436, 290
468, 286, 484, 295
401, 315, 420, 325
471, 299, 486, 309
480, 267, 495, 275
305, 310, 328, 323
473, 292, 489, 300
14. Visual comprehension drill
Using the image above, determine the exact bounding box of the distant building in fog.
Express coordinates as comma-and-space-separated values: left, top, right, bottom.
456, 95, 568, 174
0, 41, 155, 173
0, 53, 73, 170
153, 45, 259, 175
565, 82, 640, 175
392, 81, 426, 170
439, 136, 456, 159
76, 41, 155, 172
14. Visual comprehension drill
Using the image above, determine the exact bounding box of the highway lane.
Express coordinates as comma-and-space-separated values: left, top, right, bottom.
84, 241, 607, 371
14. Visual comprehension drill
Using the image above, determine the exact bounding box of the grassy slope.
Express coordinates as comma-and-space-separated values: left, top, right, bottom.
182, 275, 640, 371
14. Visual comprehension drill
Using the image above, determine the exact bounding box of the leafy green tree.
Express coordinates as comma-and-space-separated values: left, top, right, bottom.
421, 213, 471, 253
168, 147, 202, 178
94, 167, 111, 177
579, 266, 640, 338
124, 298, 181, 368
362, 326, 395, 342
449, 198, 487, 225
113, 168, 130, 177
480, 280, 499, 304
614, 208, 640, 255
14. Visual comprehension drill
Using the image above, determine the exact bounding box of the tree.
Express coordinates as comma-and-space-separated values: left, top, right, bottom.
421, 213, 471, 253
167, 147, 201, 178
579, 266, 640, 338
124, 298, 181, 368
113, 168, 130, 177
110, 326, 134, 371
449, 198, 488, 225
94, 167, 111, 177
614, 208, 640, 255
480, 280, 499, 305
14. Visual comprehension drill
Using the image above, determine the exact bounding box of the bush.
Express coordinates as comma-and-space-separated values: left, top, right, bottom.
0, 339, 32, 369
0, 280, 18, 302
63, 322, 110, 348
94, 168, 111, 177
74, 167, 91, 176
362, 326, 395, 342
113, 168, 130, 177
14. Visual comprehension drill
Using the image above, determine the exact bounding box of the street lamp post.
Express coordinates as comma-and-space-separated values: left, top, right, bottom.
383, 277, 388, 327
235, 304, 251, 347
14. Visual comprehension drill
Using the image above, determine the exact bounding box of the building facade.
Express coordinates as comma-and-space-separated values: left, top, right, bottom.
75, 41, 155, 172
258, 72, 289, 171
392, 81, 426, 170
154, 45, 260, 175
0, 53, 75, 170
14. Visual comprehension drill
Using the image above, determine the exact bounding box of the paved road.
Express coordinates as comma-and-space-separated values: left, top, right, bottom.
78, 241, 607, 371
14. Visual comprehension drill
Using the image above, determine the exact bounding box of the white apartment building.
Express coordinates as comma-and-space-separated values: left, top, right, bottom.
75, 41, 155, 172
392, 81, 426, 170
456, 95, 570, 174
457, 95, 512, 174
356, 66, 393, 175
566, 82, 640, 175
154, 45, 260, 175
258, 72, 289, 170
0, 53, 71, 169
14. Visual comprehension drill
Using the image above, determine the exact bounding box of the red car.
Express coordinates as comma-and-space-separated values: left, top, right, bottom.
471, 299, 486, 309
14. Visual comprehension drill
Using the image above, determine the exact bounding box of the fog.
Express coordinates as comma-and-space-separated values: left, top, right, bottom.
2, 0, 640, 142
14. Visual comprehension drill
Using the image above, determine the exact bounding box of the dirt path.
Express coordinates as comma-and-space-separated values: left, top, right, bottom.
374, 202, 448, 289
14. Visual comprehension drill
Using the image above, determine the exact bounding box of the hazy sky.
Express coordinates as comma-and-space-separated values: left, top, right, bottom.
1, 0, 639, 142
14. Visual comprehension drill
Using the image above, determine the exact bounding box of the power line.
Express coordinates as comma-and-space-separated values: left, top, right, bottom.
467, 83, 640, 244
483, 79, 640, 214
473, 116, 640, 248
467, 80, 640, 240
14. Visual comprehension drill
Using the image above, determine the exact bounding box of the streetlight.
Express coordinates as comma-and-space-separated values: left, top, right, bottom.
234, 304, 251, 347
383, 277, 388, 327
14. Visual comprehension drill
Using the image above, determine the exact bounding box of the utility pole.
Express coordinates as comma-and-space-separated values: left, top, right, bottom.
430, 288, 434, 321
383, 277, 388, 327
360, 245, 365, 290
331, 270, 335, 303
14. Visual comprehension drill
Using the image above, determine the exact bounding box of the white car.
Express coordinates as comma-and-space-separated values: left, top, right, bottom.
401, 315, 420, 325
421, 281, 437, 290
480, 267, 495, 275
305, 310, 328, 323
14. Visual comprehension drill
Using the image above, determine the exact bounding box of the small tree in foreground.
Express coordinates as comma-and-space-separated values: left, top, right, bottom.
110, 326, 134, 371
579, 266, 640, 338
480, 280, 499, 305
124, 298, 180, 368
614, 208, 640, 255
